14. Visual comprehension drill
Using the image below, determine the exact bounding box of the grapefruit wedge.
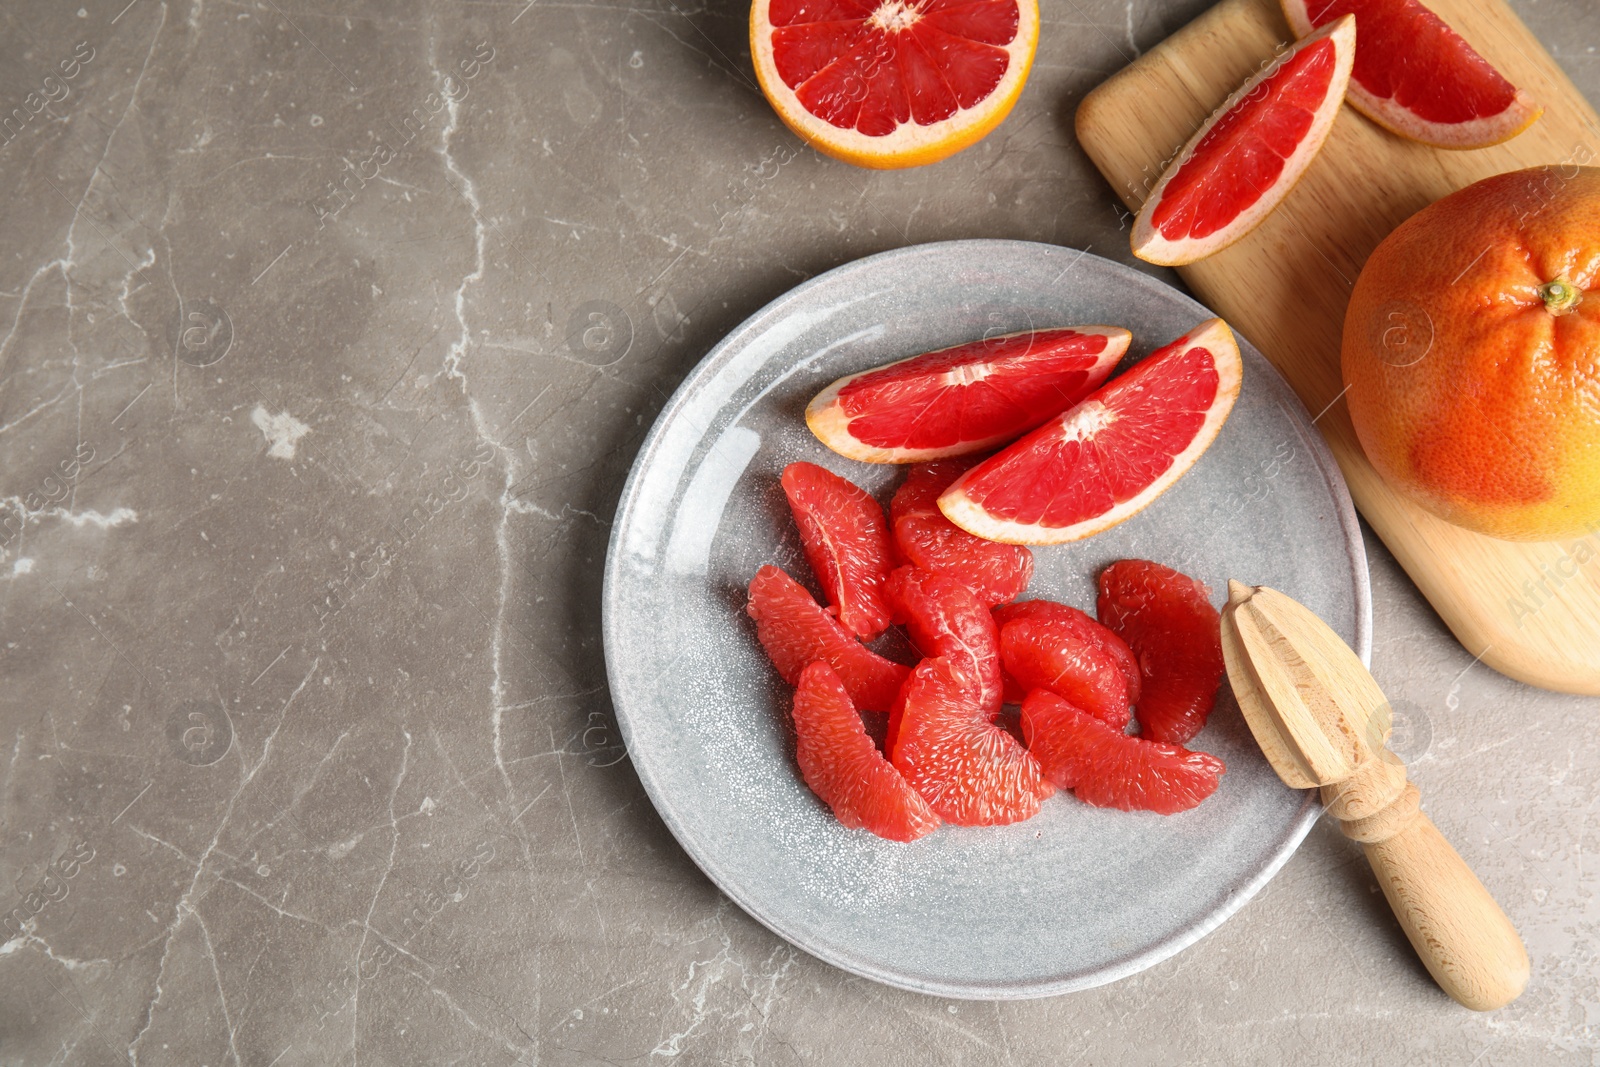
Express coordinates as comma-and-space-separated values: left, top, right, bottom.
750, 0, 1040, 169
1282, 0, 1540, 149
1131, 16, 1355, 267
937, 318, 1242, 545
806, 326, 1130, 463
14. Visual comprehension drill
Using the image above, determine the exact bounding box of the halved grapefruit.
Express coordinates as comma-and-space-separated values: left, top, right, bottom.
750, 0, 1040, 169
806, 326, 1130, 463
1131, 16, 1355, 267
937, 318, 1242, 545
1282, 0, 1540, 149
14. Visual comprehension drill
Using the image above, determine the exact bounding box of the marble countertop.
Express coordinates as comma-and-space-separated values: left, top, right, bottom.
1, 0, 1596, 1062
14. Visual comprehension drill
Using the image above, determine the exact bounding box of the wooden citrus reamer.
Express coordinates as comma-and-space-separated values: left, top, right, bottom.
1219, 581, 1530, 1011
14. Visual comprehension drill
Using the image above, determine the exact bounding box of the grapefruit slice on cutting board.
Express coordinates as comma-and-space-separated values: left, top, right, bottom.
750, 0, 1040, 168
1281, 0, 1540, 148
1132, 15, 1355, 266
937, 318, 1242, 545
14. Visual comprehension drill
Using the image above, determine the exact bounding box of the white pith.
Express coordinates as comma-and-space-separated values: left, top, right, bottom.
1279, 0, 1540, 149
936, 319, 1244, 545
1058, 400, 1111, 442
870, 0, 922, 33
1131, 16, 1356, 267
945, 363, 995, 386
805, 326, 1132, 463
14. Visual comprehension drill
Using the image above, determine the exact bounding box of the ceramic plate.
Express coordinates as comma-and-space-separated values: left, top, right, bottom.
602, 241, 1370, 999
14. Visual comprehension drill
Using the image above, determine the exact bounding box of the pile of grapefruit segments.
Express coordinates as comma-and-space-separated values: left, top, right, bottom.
1124, 0, 1541, 267
747, 317, 1244, 842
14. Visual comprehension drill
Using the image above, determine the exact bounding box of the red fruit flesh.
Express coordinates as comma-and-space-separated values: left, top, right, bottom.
1096, 560, 1225, 744
1020, 690, 1224, 814
769, 0, 1019, 136
891, 658, 1053, 825
792, 662, 941, 842
993, 599, 1141, 704
747, 565, 909, 711
781, 462, 896, 639
891, 460, 1034, 606
885, 566, 1003, 718
997, 615, 1131, 729
1148, 31, 1338, 241
807, 327, 1129, 462
937, 319, 1241, 545
1297, 0, 1516, 125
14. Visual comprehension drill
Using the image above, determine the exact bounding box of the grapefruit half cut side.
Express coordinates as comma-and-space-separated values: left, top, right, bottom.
937, 318, 1242, 545
1282, 0, 1540, 148
807, 326, 1130, 463
751, 0, 1040, 169
1131, 15, 1355, 267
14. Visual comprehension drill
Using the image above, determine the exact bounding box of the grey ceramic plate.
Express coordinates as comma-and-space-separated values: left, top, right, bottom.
603, 240, 1370, 999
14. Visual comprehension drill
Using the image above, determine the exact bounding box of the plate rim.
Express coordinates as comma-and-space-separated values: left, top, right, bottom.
602, 238, 1372, 1000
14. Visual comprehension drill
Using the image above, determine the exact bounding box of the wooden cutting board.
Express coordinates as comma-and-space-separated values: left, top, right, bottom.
1076, 0, 1600, 695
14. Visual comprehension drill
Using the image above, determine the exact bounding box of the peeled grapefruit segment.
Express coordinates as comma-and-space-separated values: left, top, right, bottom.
891, 657, 1053, 825
938, 318, 1243, 545
1096, 560, 1225, 745
993, 599, 1141, 705
1131, 16, 1355, 267
994, 604, 1134, 728
747, 565, 909, 711
806, 327, 1130, 463
781, 462, 896, 639
750, 0, 1041, 169
1021, 690, 1224, 814
1282, 0, 1540, 148
792, 662, 941, 841
890, 460, 1034, 606
885, 566, 1003, 718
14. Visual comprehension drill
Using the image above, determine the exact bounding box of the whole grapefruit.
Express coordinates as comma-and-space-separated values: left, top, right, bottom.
1343, 166, 1600, 541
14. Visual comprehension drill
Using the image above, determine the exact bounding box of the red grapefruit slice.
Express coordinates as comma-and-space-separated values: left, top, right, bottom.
750, 0, 1041, 169
1282, 0, 1540, 149
890, 460, 1033, 606
1097, 560, 1225, 745
937, 318, 1242, 545
1021, 690, 1224, 815
782, 462, 896, 639
806, 326, 1130, 463
747, 565, 909, 711
885, 566, 1003, 718
792, 662, 941, 841
1131, 16, 1355, 267
891, 657, 1053, 825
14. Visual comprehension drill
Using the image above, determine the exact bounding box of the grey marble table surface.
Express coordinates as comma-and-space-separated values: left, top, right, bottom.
0, 0, 1596, 1063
